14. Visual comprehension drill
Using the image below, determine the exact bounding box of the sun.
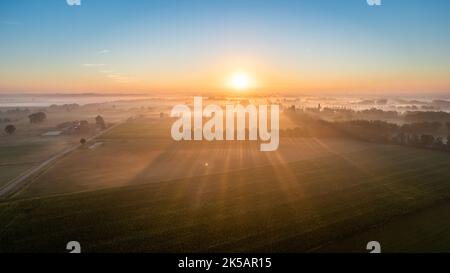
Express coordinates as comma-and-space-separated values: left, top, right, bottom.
227, 72, 255, 91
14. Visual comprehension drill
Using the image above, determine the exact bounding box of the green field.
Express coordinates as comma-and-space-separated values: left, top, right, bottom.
0, 108, 126, 187
2, 118, 450, 252
14, 118, 373, 197
318, 201, 450, 252
0, 140, 77, 187
1, 128, 450, 252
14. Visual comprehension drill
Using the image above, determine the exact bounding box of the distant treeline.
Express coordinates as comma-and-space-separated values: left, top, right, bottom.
287, 106, 450, 123
282, 113, 450, 152
48, 104, 80, 112
403, 111, 450, 123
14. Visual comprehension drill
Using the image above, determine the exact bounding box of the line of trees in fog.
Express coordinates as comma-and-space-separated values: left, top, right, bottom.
403, 111, 450, 123
2, 113, 107, 137
2, 111, 48, 136
289, 106, 450, 124
281, 114, 450, 152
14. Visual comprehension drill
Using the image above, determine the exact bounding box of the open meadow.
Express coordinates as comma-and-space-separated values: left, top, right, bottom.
15, 116, 373, 197
1, 117, 450, 252
0, 105, 131, 188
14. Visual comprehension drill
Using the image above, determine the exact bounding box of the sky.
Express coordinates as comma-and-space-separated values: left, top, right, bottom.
1, 0, 450, 95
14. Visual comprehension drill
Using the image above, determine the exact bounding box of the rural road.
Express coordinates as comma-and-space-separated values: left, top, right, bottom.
0, 121, 124, 199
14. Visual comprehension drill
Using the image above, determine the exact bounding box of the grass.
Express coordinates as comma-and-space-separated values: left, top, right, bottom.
99, 118, 171, 139
318, 201, 450, 252
1, 142, 450, 252
15, 137, 376, 198
2, 117, 450, 253
0, 108, 132, 188
0, 165, 34, 188
0, 140, 76, 186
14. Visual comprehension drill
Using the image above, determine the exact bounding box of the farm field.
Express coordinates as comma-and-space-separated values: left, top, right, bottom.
15, 118, 379, 198
317, 201, 450, 253
1, 117, 450, 252
0, 104, 145, 190
0, 138, 79, 187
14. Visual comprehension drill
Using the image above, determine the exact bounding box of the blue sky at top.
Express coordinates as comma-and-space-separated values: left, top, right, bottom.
1, 0, 450, 94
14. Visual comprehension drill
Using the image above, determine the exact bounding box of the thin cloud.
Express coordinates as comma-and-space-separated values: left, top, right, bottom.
83, 63, 106, 67
107, 73, 135, 83
98, 49, 110, 55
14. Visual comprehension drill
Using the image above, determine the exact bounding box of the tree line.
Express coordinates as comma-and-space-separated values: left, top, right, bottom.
288, 106, 450, 124
3, 113, 107, 136
281, 113, 450, 152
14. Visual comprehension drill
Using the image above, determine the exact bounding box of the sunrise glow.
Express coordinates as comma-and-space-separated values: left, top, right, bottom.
227, 72, 255, 91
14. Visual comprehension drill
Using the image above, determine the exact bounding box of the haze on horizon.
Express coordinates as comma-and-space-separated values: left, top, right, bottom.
1, 0, 450, 96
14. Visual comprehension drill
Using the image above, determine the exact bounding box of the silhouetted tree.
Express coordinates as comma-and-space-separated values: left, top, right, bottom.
408, 134, 420, 147
398, 132, 407, 145
434, 137, 445, 149
95, 115, 106, 129
420, 134, 435, 148
4, 124, 16, 135
401, 122, 442, 134
404, 111, 450, 123
28, 112, 47, 124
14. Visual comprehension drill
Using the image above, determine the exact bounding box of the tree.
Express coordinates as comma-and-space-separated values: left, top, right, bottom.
28, 112, 47, 124
408, 133, 420, 146
80, 138, 87, 145
4, 124, 16, 135
434, 137, 445, 149
95, 115, 106, 129
420, 134, 435, 148
397, 132, 407, 145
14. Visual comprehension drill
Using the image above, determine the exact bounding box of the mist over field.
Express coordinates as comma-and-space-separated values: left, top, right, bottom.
1, 93, 450, 253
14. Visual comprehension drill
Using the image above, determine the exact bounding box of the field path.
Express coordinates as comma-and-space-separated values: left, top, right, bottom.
0, 121, 124, 199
